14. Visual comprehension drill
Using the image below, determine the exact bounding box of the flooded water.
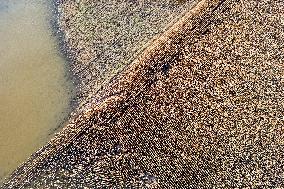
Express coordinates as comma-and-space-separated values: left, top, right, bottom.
0, 0, 74, 182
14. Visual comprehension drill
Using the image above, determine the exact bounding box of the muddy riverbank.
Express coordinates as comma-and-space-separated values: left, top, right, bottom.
1, 0, 201, 184
1, 0, 201, 186
3, 0, 284, 188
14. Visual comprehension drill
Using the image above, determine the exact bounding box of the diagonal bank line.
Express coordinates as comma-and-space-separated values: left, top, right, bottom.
3, 0, 235, 187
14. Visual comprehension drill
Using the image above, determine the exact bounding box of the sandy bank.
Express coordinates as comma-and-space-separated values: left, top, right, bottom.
3, 0, 284, 188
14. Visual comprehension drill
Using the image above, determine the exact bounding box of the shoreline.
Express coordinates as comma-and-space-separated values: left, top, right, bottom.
0, 0, 212, 186
5, 0, 284, 187
0, 0, 77, 184
49, 0, 79, 110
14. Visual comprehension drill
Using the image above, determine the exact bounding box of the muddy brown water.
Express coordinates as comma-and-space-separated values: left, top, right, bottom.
0, 0, 74, 182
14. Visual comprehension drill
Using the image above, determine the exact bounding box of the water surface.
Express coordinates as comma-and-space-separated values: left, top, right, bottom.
0, 0, 73, 182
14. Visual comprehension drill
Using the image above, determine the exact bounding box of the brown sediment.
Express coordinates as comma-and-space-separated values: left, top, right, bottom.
3, 0, 284, 188
0, 0, 74, 184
